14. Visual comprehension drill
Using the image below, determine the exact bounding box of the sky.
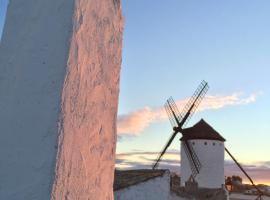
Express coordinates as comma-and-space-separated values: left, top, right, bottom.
0, 0, 8, 39
1, 0, 269, 184
117, 0, 270, 184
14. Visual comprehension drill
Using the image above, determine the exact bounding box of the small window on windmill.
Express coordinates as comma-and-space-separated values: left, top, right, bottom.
192, 142, 195, 145
213, 142, 215, 146
204, 142, 207, 145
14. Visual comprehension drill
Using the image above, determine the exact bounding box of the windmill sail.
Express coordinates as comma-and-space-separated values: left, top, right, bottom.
182, 140, 202, 177
152, 80, 209, 170
225, 148, 264, 199
182, 141, 197, 177
152, 131, 178, 169
179, 80, 209, 129
164, 97, 182, 127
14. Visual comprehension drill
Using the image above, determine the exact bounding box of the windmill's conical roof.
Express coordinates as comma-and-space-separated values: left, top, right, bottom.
180, 119, 226, 142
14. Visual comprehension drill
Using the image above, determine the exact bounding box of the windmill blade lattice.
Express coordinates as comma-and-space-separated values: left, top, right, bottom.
164, 97, 182, 128
152, 80, 209, 170
182, 141, 202, 177
180, 80, 209, 128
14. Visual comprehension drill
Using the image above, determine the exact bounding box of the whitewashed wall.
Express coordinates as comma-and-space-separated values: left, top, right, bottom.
114, 171, 170, 200
51, 0, 123, 199
181, 139, 225, 189
0, 1, 74, 199
0, 0, 123, 199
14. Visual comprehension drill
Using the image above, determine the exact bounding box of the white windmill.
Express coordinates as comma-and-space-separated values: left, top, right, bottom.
152, 81, 264, 199
180, 119, 225, 189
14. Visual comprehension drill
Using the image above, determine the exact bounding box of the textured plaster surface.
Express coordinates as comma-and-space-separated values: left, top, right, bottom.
0, 0, 74, 199
0, 0, 123, 199
51, 0, 123, 199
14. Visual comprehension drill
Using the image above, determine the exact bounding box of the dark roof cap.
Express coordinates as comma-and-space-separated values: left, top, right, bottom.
180, 119, 225, 142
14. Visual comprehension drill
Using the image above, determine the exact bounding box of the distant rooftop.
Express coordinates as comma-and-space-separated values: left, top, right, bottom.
114, 169, 167, 191
180, 119, 226, 142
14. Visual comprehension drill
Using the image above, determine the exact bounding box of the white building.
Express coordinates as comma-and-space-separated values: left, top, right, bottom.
180, 119, 226, 189
0, 0, 122, 199
114, 119, 229, 200
113, 169, 227, 200
114, 169, 172, 200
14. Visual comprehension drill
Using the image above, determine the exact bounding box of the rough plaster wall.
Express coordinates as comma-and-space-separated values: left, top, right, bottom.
181, 140, 225, 188
114, 172, 170, 200
51, 0, 123, 199
0, 0, 74, 199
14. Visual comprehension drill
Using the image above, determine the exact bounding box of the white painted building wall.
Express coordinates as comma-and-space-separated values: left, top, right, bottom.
0, 0, 123, 199
114, 171, 170, 200
51, 1, 123, 199
0, 1, 74, 199
181, 139, 225, 189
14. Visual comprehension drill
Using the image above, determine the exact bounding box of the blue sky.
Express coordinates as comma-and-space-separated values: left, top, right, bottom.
1, 0, 270, 183
117, 1, 270, 183
118, 0, 270, 160
0, 0, 8, 39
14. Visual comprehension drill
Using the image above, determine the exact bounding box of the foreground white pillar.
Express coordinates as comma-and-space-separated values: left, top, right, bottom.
0, 0, 123, 199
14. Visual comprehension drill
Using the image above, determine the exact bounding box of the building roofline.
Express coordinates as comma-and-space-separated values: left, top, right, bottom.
180, 119, 226, 142
114, 169, 169, 191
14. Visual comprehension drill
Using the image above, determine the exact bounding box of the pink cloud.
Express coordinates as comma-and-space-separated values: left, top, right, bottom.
117, 92, 261, 136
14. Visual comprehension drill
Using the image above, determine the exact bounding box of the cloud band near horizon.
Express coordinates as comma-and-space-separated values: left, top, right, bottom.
117, 92, 260, 136
116, 150, 270, 185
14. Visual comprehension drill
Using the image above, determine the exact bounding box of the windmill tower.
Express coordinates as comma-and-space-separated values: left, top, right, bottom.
153, 80, 264, 199
153, 81, 223, 189
180, 119, 225, 188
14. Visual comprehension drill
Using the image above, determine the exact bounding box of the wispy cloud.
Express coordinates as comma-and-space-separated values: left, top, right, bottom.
116, 151, 270, 185
117, 92, 260, 136
116, 150, 180, 171
224, 160, 270, 184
